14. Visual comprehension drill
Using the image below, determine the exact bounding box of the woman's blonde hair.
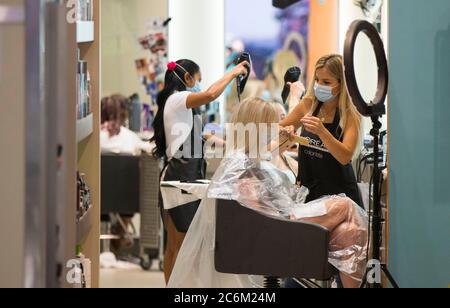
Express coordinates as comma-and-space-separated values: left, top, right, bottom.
229, 97, 279, 156
304, 54, 361, 138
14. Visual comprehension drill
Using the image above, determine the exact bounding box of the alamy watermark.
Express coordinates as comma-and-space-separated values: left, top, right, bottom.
366, 259, 382, 284
66, 0, 78, 24
66, 258, 84, 285
65, 257, 384, 287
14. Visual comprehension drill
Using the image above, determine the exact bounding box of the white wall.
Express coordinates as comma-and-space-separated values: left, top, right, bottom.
101, 0, 168, 101
338, 0, 389, 134
168, 0, 225, 124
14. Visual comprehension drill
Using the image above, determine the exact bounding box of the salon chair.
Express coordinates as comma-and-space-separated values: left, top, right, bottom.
101, 154, 140, 255
101, 154, 162, 270
101, 154, 140, 216
215, 199, 337, 288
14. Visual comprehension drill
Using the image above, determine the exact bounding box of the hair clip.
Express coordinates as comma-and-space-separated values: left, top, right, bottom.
167, 62, 177, 71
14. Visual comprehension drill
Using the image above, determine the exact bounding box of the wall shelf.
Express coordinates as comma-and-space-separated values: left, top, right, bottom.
77, 21, 94, 43
75, 0, 101, 287
76, 113, 93, 142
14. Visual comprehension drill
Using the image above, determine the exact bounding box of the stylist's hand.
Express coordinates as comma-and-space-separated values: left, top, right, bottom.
278, 125, 297, 153
301, 116, 327, 137
287, 81, 306, 100
231, 61, 249, 78
280, 125, 296, 141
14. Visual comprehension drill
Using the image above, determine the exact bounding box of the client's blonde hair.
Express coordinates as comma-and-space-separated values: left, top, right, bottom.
229, 97, 279, 157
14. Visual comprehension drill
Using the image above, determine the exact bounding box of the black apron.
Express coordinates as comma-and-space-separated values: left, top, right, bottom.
161, 108, 207, 233
299, 102, 363, 207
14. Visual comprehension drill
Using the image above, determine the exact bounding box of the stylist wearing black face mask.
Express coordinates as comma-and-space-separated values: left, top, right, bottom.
152, 59, 248, 283
281, 54, 363, 207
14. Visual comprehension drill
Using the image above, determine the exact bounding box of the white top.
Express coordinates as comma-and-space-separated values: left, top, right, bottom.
100, 126, 153, 156
164, 91, 192, 159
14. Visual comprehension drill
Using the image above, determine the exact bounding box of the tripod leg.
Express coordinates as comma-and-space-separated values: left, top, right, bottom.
382, 265, 399, 288
359, 270, 368, 288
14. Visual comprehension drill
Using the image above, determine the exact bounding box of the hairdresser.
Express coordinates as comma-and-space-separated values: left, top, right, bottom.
151, 59, 248, 283
280, 54, 363, 207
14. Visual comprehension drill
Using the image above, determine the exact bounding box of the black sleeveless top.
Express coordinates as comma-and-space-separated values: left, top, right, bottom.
299, 102, 362, 206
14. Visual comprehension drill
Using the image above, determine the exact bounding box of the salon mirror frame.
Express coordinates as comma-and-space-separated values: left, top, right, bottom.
344, 20, 388, 117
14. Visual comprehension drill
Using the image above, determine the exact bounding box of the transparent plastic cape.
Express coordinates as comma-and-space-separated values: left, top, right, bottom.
168, 152, 368, 288
167, 196, 258, 288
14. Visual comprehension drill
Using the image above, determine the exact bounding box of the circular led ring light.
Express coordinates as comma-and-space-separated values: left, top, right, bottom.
344, 20, 389, 117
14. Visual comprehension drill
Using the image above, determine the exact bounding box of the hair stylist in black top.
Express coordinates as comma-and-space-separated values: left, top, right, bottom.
280, 54, 363, 207
152, 59, 248, 283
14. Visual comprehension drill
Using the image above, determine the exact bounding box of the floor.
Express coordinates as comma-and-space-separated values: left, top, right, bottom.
100, 266, 165, 288
100, 215, 166, 288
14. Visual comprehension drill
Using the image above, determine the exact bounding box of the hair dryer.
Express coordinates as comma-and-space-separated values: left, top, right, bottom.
281, 66, 302, 104
235, 52, 252, 102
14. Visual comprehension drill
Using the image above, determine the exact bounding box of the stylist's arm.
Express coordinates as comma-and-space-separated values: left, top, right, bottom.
280, 81, 311, 129
186, 61, 249, 109
300, 115, 359, 165
277, 81, 310, 152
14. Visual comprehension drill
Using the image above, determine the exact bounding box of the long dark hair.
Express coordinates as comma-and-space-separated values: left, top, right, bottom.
151, 59, 200, 158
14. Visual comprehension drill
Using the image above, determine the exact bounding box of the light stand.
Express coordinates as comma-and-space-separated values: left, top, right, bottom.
358, 115, 399, 288
344, 20, 399, 288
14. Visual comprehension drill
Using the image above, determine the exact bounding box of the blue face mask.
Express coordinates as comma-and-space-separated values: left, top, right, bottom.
187, 81, 201, 93
314, 82, 337, 103
260, 90, 271, 101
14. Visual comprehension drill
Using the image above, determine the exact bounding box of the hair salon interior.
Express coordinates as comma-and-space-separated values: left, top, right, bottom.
0, 0, 449, 289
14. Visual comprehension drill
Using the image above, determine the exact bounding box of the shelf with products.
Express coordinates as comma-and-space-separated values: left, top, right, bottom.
69, 0, 100, 288
76, 204, 93, 244
74, 170, 94, 289
76, 54, 93, 142
76, 0, 94, 143
76, 172, 93, 244
77, 0, 95, 21
77, 21, 94, 44
76, 0, 95, 43
76, 53, 92, 119
76, 113, 93, 142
